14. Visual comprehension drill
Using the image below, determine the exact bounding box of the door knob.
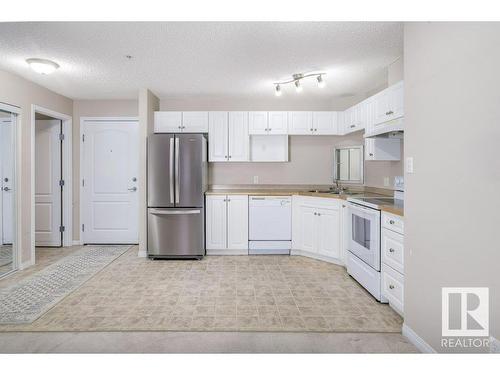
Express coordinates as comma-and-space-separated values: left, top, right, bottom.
132, 177, 137, 182
128, 187, 137, 192
3, 187, 11, 192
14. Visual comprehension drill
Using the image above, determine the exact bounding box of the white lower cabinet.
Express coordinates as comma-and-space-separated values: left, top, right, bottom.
292, 196, 342, 263
206, 195, 248, 254
381, 212, 405, 316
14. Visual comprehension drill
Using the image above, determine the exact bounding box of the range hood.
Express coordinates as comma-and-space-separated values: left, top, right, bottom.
364, 117, 404, 138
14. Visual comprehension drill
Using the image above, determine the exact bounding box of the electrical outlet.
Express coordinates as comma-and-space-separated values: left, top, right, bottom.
490, 336, 500, 353
406, 157, 414, 174
253, 176, 259, 184
383, 177, 390, 187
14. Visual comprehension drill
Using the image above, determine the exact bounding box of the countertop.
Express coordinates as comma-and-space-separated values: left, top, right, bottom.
205, 189, 404, 216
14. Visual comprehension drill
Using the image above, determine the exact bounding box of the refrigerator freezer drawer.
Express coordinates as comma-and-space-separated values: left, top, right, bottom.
148, 208, 205, 258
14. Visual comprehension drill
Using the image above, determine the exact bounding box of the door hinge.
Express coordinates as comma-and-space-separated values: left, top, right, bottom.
82, 134, 85, 142
59, 225, 65, 232
59, 180, 65, 187
82, 179, 85, 187
59, 133, 65, 141
82, 224, 85, 232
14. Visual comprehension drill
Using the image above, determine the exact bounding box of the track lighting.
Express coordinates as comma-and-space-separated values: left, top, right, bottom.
273, 72, 325, 96
317, 75, 325, 88
294, 80, 303, 93
275, 84, 282, 96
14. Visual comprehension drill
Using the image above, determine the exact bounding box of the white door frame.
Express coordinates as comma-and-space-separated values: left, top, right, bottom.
0, 102, 21, 274
31, 105, 72, 262
79, 117, 139, 245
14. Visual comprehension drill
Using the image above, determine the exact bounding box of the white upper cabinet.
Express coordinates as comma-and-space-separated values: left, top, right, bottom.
313, 111, 338, 135
248, 111, 269, 134
154, 111, 208, 133
154, 111, 182, 133
249, 111, 287, 135
182, 111, 209, 132
288, 112, 313, 135
373, 81, 404, 125
208, 111, 249, 162
228, 112, 249, 161
208, 112, 229, 162
342, 102, 366, 134
267, 111, 288, 134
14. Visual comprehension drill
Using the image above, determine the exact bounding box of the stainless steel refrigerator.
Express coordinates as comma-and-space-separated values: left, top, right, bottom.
147, 133, 207, 259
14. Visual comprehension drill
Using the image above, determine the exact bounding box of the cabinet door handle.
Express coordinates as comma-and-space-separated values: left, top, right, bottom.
350, 124, 355, 128
389, 285, 395, 290
389, 220, 395, 224
386, 110, 394, 116
314, 128, 317, 131
317, 213, 321, 216
228, 155, 232, 159
389, 248, 395, 253
310, 128, 313, 131
369, 153, 373, 156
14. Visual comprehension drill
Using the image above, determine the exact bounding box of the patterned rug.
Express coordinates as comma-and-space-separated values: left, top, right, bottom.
0, 245, 131, 324
0, 246, 12, 268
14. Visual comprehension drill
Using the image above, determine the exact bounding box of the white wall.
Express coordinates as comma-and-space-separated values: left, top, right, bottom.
72, 99, 138, 241
0, 69, 73, 267
404, 22, 500, 352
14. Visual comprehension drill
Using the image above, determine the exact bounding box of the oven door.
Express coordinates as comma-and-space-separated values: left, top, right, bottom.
347, 202, 381, 270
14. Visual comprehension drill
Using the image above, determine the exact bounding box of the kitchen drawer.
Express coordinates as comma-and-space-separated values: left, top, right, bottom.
382, 212, 404, 234
381, 228, 404, 274
382, 264, 404, 316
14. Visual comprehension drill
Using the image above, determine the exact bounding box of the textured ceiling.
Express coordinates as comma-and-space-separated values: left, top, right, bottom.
0, 22, 403, 100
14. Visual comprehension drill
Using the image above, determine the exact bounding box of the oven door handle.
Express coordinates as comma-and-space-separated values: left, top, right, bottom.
348, 202, 380, 216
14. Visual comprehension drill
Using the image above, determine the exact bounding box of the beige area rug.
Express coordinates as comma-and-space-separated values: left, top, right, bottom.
0, 248, 402, 332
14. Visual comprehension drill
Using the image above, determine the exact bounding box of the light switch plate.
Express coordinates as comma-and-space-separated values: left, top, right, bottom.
406, 157, 414, 174
383, 177, 390, 187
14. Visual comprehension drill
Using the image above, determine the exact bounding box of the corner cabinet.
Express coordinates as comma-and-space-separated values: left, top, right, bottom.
206, 194, 248, 254
208, 111, 249, 162
292, 196, 342, 263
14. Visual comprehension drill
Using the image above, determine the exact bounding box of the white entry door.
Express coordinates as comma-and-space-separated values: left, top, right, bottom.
1, 119, 13, 244
35, 120, 62, 247
83, 120, 139, 244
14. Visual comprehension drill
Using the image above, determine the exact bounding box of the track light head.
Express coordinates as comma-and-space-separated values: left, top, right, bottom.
275, 84, 282, 96
294, 80, 303, 93
317, 75, 325, 88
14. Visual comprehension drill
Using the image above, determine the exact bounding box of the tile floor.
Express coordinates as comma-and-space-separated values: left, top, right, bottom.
0, 246, 403, 333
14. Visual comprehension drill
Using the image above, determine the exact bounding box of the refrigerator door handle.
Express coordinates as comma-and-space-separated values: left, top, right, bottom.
150, 209, 201, 215
169, 137, 174, 204
175, 137, 180, 204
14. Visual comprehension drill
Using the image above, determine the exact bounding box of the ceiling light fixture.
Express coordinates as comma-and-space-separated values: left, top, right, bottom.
273, 72, 326, 96
26, 58, 60, 75
275, 84, 282, 96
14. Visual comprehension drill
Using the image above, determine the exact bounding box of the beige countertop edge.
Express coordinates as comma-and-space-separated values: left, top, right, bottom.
205, 190, 403, 217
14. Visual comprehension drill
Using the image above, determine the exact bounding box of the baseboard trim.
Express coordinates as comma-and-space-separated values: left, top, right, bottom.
206, 249, 248, 256
402, 323, 436, 353
137, 250, 147, 258
291, 249, 344, 266
72, 240, 82, 246
19, 259, 34, 270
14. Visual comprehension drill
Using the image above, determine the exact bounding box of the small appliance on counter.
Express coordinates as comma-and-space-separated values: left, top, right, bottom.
345, 178, 404, 301
147, 133, 207, 259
